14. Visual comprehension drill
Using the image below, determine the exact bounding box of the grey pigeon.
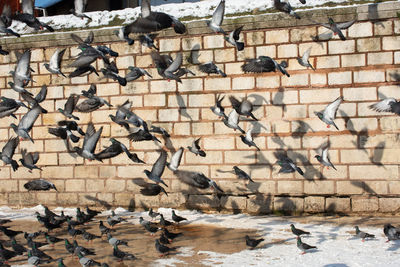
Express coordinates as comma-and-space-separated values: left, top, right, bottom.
27, 251, 51, 266
225, 26, 244, 51
128, 129, 160, 143
163, 53, 183, 83
297, 47, 315, 70
0, 137, 19, 171
274, 0, 300, 19
96, 45, 118, 57
314, 18, 356, 41
276, 155, 304, 176
175, 171, 224, 193
144, 150, 168, 187
10, 105, 44, 143
13, 0, 54, 32
155, 239, 175, 256
384, 224, 400, 242
245, 235, 264, 249
167, 147, 184, 172
210, 94, 226, 118
354, 226, 375, 242
109, 138, 144, 164
369, 98, 400, 115
77, 85, 112, 112
240, 127, 260, 151
113, 245, 136, 261
93, 142, 123, 161
198, 62, 226, 77
149, 125, 170, 138
140, 183, 168, 196
24, 179, 57, 191
71, 0, 92, 20
149, 208, 160, 220
0, 97, 27, 119
107, 233, 128, 247
59, 94, 80, 120
188, 138, 206, 157
223, 110, 245, 133
9, 50, 32, 94
0, 5, 20, 37
290, 224, 310, 236
19, 149, 41, 172
171, 210, 187, 224
44, 49, 66, 77
229, 95, 258, 121
206, 0, 226, 34
114, 100, 148, 131
233, 166, 254, 183
297, 237, 316, 254
71, 31, 94, 48
139, 34, 158, 50
126, 66, 152, 82
314, 96, 343, 130
101, 61, 127, 86
73, 122, 103, 161
242, 56, 290, 77
69, 65, 99, 77
77, 251, 101, 266
315, 145, 336, 170
20, 84, 47, 111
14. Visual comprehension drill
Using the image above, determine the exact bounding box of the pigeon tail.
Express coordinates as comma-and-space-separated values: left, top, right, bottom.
332, 122, 339, 131
296, 167, 304, 176
236, 42, 245, 51
199, 151, 206, 157
11, 160, 19, 172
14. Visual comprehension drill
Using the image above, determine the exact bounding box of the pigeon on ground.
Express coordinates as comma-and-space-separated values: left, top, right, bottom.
139, 34, 158, 50
167, 147, 184, 172
126, 66, 152, 82
274, 0, 300, 19
290, 224, 310, 236
0, 97, 27, 119
383, 224, 400, 242
155, 239, 175, 257
13, 0, 54, 32
223, 110, 245, 133
140, 183, 168, 196
297, 47, 315, 70
68, 224, 83, 237
297, 237, 316, 254
172, 210, 187, 224
0, 5, 20, 37
315, 145, 336, 170
71, 0, 92, 20
0, 137, 19, 171
59, 94, 80, 120
229, 96, 258, 121
313, 18, 356, 41
198, 62, 226, 77
69, 65, 99, 77
207, 0, 226, 34
82, 230, 101, 243
30, 242, 52, 260
11, 238, 27, 255
19, 149, 41, 172
225, 26, 244, 51
72, 123, 103, 161
188, 138, 206, 157
276, 156, 304, 176
354, 226, 375, 242
233, 166, 254, 183
21, 84, 47, 111
73, 240, 95, 256
27, 251, 50, 266
240, 127, 260, 151
210, 94, 226, 118
242, 56, 290, 77
149, 125, 170, 138
77, 251, 101, 267
163, 228, 182, 241
113, 245, 136, 261
11, 105, 45, 143
159, 233, 171, 244
45, 233, 63, 246
369, 98, 400, 115
159, 214, 173, 228
0, 227, 23, 239
44, 49, 67, 77
99, 221, 115, 236
149, 208, 160, 220
144, 150, 168, 187
314, 97, 343, 130
108, 233, 128, 247
245, 235, 264, 249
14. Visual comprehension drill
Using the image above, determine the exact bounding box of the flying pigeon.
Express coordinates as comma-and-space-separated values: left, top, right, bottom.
144, 150, 168, 187
223, 110, 245, 133
242, 56, 290, 77
290, 224, 310, 237
225, 26, 244, 51
20, 84, 47, 111
76, 85, 112, 112
276, 155, 304, 176
44, 49, 67, 77
96, 45, 118, 57
314, 96, 343, 130
126, 66, 152, 82
207, 0, 226, 34
59, 94, 80, 120
172, 210, 187, 224
297, 47, 315, 70
0, 5, 20, 37
10, 105, 44, 143
24, 179, 57, 191
153, 52, 183, 83
314, 18, 356, 41
13, 0, 54, 32
229, 95, 258, 121
128, 129, 160, 143
167, 147, 184, 172
245, 235, 264, 249
69, 65, 99, 77
297, 237, 316, 254
315, 145, 336, 170
71, 31, 94, 48
274, 0, 300, 19
139, 34, 158, 50
240, 127, 260, 151
110, 138, 144, 164
369, 98, 400, 115
354, 226, 375, 242
175, 171, 224, 193
71, 0, 92, 21
19, 149, 41, 172
210, 94, 227, 118
101, 61, 127, 86
0, 137, 19, 171
149, 125, 170, 138
188, 138, 206, 157
9, 50, 32, 94
198, 62, 226, 77
73, 122, 103, 161
233, 166, 254, 183
0, 97, 27, 119
140, 183, 168, 196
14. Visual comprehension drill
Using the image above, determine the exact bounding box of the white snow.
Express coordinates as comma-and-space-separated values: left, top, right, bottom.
5, 0, 392, 36
1, 206, 400, 267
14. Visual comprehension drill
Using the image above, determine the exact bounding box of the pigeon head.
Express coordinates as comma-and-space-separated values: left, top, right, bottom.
161, 187, 168, 196
280, 60, 288, 68
290, 224, 295, 229
143, 169, 151, 177
314, 155, 321, 160
328, 18, 335, 25
9, 123, 18, 131
314, 111, 323, 120
354, 226, 360, 233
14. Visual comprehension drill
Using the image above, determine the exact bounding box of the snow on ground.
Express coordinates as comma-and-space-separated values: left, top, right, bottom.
1, 206, 400, 267
6, 0, 393, 36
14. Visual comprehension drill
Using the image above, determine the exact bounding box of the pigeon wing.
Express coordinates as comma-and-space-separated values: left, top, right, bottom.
369, 98, 397, 113
302, 47, 311, 62
151, 150, 167, 178
232, 26, 243, 41
141, 0, 151, 18
35, 85, 48, 103
83, 126, 103, 153
22, 0, 34, 15
170, 147, 184, 170
15, 50, 31, 77
19, 105, 41, 131
312, 31, 333, 41
84, 31, 94, 44
323, 97, 342, 120
32, 152, 40, 164
245, 127, 253, 142
211, 0, 225, 26
337, 20, 356, 30
125, 18, 161, 34
2, 137, 19, 158
229, 96, 241, 113
321, 147, 329, 163
194, 138, 201, 149
228, 109, 239, 125
74, 0, 84, 13
71, 33, 85, 44
165, 53, 183, 73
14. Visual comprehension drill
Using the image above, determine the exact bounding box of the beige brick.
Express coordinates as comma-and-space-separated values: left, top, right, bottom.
150, 80, 176, 93
188, 94, 214, 107
115, 56, 134, 69
274, 197, 304, 212
106, 179, 126, 192
267, 136, 301, 149
214, 48, 235, 62
383, 36, 400, 50
0, 180, 18, 192
204, 35, 224, 49
310, 73, 327, 85
354, 70, 385, 83
374, 21, 393, 36
246, 194, 273, 214
144, 94, 166, 107
302, 136, 328, 149
204, 77, 230, 91
87, 179, 105, 192
290, 27, 317, 42
135, 55, 152, 68
278, 44, 297, 58
74, 166, 99, 178
300, 88, 340, 103
348, 22, 373, 37
341, 54, 366, 67
178, 78, 203, 92
304, 196, 325, 213
255, 45, 276, 58
347, 117, 378, 132
257, 76, 280, 89
350, 165, 398, 180
284, 105, 307, 118
43, 166, 74, 179
277, 181, 303, 194
232, 77, 254, 90
328, 71, 352, 85
329, 40, 355, 54
378, 85, 400, 99
337, 181, 364, 195
380, 117, 400, 131
265, 29, 289, 43
182, 37, 202, 51
317, 55, 340, 69
340, 149, 370, 163
395, 52, 400, 64
299, 42, 327, 56
65, 179, 85, 192
343, 87, 376, 101
236, 46, 255, 61
225, 62, 244, 75
352, 197, 379, 212
225, 151, 256, 164
364, 181, 388, 195
203, 137, 235, 150
197, 50, 214, 63
326, 197, 351, 213
379, 198, 400, 212
368, 52, 393, 65
221, 196, 247, 210
187, 195, 219, 209
159, 38, 181, 52
174, 122, 191, 135
246, 31, 265, 45
192, 122, 213, 135
281, 74, 308, 87
158, 109, 179, 122
357, 38, 381, 52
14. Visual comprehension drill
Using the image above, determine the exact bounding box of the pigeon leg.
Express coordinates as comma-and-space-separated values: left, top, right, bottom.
301, 251, 306, 255
326, 167, 329, 170
327, 125, 330, 128
362, 239, 365, 242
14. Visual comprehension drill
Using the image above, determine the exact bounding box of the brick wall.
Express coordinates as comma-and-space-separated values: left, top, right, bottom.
0, 1, 399, 214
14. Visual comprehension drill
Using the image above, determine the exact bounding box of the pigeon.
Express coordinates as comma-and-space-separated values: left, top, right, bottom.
13, 0, 54, 32
175, 171, 224, 193
171, 210, 187, 224
242, 56, 290, 77
140, 183, 168, 196
44, 49, 67, 77
144, 150, 168, 187
297, 47, 315, 70
10, 50, 32, 91
0, 97, 27, 119
77, 85, 112, 112
69, 65, 99, 77
20, 84, 47, 111
314, 96, 343, 130
68, 224, 83, 237
45, 233, 63, 246
225, 26, 244, 51
160, 53, 183, 83
274, 0, 300, 19
297, 237, 316, 254
10, 105, 44, 143
188, 138, 206, 157
207, 0, 226, 34
11, 238, 27, 255
108, 233, 128, 247
148, 208, 160, 220
233, 166, 254, 183
99, 221, 115, 236
354, 226, 375, 242
240, 127, 260, 151
77, 251, 101, 266
30, 242, 52, 260
276, 156, 304, 176
160, 214, 173, 228
223, 110, 245, 133
290, 224, 310, 236
149, 125, 170, 138
128, 129, 161, 143
58, 259, 66, 267
71, 0, 92, 20
167, 147, 184, 172
69, 47, 105, 69
0, 5, 20, 37
82, 230, 101, 243
245, 235, 264, 249
0, 137, 19, 171
384, 224, 400, 242
163, 228, 182, 241
73, 240, 95, 256
210, 94, 226, 118
155, 239, 175, 257
229, 96, 258, 121
315, 145, 336, 170
159, 233, 171, 245
110, 138, 145, 164
139, 34, 158, 50
314, 18, 356, 41
126, 66, 152, 82
94, 142, 124, 161
71, 31, 94, 49
73, 122, 103, 161
19, 149, 41, 172
96, 45, 119, 57
0, 227, 22, 239
113, 245, 136, 261
111, 100, 148, 131
0, 46, 9, 55
369, 98, 400, 115
299, 0, 306, 3
101, 61, 127, 86
198, 62, 226, 77
48, 126, 80, 143
59, 94, 80, 120
27, 251, 50, 266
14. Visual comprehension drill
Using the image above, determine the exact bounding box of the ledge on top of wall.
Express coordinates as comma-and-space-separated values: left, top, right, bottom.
0, 1, 399, 50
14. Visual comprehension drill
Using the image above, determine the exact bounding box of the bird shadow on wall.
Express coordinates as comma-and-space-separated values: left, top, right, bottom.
186, 44, 200, 65
84, 195, 112, 210
368, 1, 384, 27
176, 92, 192, 121
271, 87, 287, 112
291, 120, 315, 139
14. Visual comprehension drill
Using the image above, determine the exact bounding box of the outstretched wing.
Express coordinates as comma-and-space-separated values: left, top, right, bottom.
151, 150, 167, 178
369, 98, 396, 113
323, 97, 343, 120
211, 0, 225, 26
337, 20, 356, 30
